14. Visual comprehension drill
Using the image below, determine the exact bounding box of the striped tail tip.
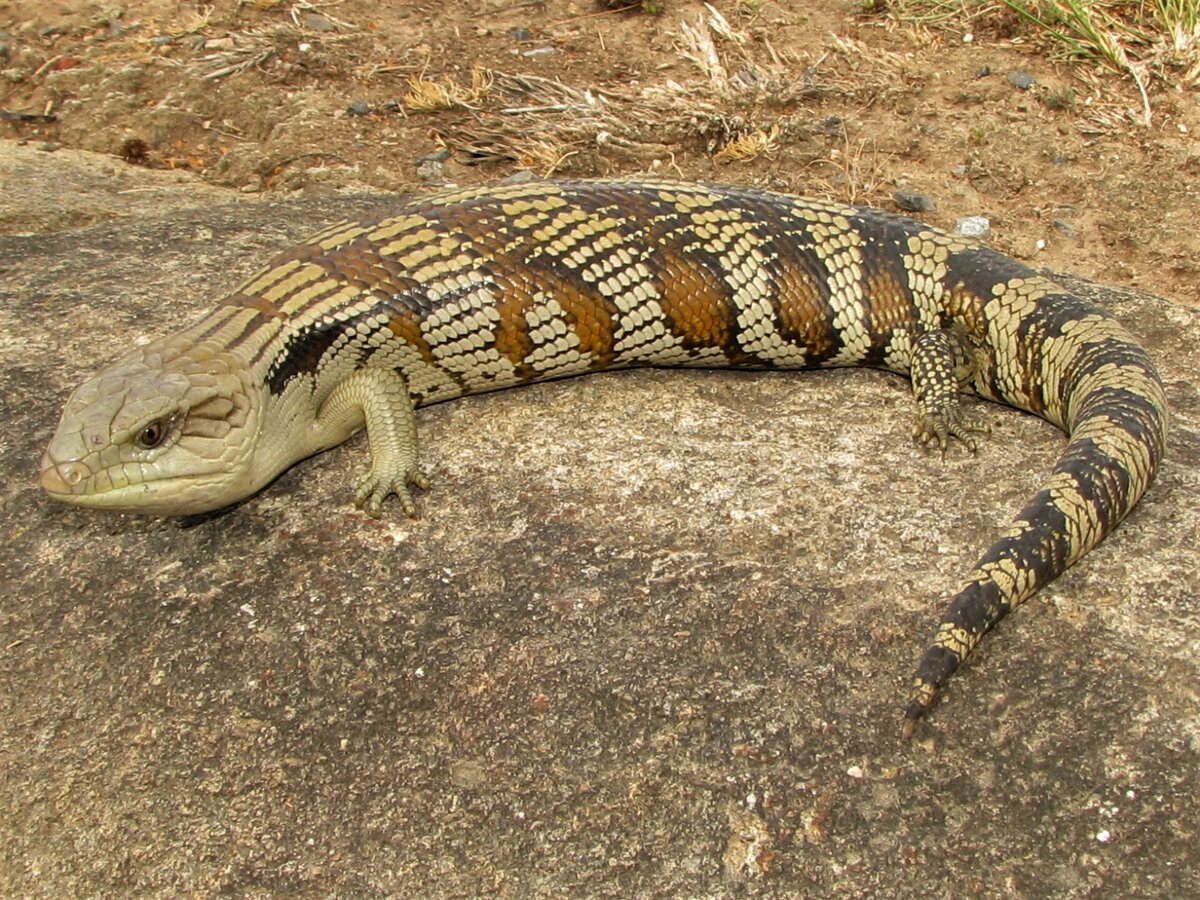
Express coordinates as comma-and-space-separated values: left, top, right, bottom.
901, 644, 965, 738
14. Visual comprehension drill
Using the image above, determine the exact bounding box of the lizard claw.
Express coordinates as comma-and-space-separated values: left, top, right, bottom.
353, 467, 431, 518
912, 409, 987, 456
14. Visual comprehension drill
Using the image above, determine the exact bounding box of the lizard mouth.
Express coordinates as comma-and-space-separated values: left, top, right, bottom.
39, 451, 224, 515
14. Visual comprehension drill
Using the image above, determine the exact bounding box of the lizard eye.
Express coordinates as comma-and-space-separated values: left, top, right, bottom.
136, 419, 169, 450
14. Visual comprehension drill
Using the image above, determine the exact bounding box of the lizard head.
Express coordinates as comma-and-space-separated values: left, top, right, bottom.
40, 338, 267, 515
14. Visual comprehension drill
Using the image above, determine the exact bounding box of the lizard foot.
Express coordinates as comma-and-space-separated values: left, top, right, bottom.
354, 466, 431, 518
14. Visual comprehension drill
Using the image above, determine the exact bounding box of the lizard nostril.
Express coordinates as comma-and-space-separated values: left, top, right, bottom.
40, 461, 87, 493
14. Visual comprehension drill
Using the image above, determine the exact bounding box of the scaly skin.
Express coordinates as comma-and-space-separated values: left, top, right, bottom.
39, 179, 1168, 729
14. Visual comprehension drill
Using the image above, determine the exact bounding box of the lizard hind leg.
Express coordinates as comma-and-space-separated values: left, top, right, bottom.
909, 327, 987, 455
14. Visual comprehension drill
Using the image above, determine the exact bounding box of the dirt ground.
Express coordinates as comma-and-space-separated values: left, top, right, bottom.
1, 0, 1197, 304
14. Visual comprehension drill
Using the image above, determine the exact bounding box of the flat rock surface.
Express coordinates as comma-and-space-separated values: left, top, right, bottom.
0, 140, 240, 235
1, 145, 1198, 896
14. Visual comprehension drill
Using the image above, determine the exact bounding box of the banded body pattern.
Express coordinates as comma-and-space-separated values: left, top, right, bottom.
227, 180, 946, 402
40, 179, 1167, 727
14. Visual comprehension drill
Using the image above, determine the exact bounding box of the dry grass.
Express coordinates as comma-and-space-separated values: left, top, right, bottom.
712, 124, 781, 163
417, 6, 846, 176
189, 23, 363, 80
883, 0, 1200, 124
427, 72, 628, 174
397, 8, 915, 181
805, 127, 895, 205
402, 68, 494, 112
165, 5, 217, 36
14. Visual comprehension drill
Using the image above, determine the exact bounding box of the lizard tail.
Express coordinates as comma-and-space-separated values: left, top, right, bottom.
903, 292, 1168, 733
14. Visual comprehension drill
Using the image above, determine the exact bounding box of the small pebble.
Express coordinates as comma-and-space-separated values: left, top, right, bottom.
150, 35, 173, 46
448, 759, 489, 790
415, 158, 446, 182
1051, 219, 1078, 240
811, 115, 844, 136
1008, 70, 1036, 90
522, 47, 557, 58
893, 191, 935, 213
346, 101, 371, 116
956, 216, 991, 239
499, 169, 537, 184
974, 65, 990, 79
415, 149, 451, 164
38, 25, 62, 38
510, 27, 534, 41
303, 13, 337, 33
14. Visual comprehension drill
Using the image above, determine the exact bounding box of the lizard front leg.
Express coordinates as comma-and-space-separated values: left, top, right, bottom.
311, 367, 431, 517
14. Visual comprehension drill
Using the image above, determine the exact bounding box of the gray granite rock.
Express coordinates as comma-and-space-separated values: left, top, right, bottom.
1, 142, 1197, 896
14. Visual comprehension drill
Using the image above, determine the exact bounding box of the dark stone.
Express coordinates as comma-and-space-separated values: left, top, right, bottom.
414, 148, 451, 164
893, 190, 936, 212
499, 169, 537, 184
1052, 219, 1079, 240
1008, 69, 1036, 90
811, 115, 844, 136
303, 13, 337, 33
